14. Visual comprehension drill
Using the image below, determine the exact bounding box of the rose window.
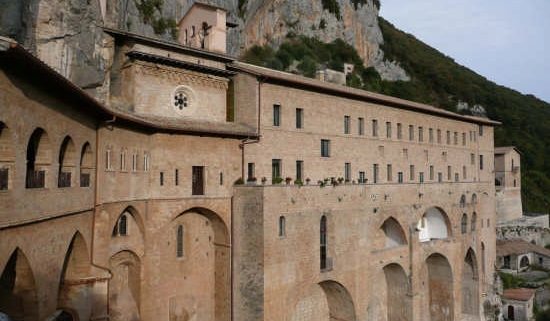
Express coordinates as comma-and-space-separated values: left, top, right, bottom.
174, 92, 188, 110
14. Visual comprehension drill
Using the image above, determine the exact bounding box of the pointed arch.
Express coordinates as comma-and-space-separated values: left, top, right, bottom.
109, 250, 141, 321
318, 280, 357, 321
471, 212, 477, 232
58, 136, 76, 187
381, 217, 407, 248
462, 248, 479, 315
0, 248, 38, 321
418, 207, 452, 242
471, 193, 478, 205
26, 128, 51, 188
426, 253, 454, 321
79, 142, 93, 187
461, 214, 468, 234
112, 206, 144, 238
459, 194, 466, 208
384, 263, 412, 321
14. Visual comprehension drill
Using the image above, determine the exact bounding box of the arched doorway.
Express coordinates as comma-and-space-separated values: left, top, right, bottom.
426, 253, 454, 321
520, 256, 530, 269
381, 217, 407, 248
109, 251, 141, 321
290, 280, 356, 321
462, 248, 479, 315
0, 249, 38, 321
167, 207, 230, 321
57, 233, 92, 321
384, 263, 412, 321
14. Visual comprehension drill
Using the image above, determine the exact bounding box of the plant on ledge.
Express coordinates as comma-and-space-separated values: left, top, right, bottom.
272, 177, 283, 185
294, 179, 303, 186
247, 177, 257, 184
261, 177, 267, 185
306, 177, 311, 185
234, 178, 244, 185
285, 177, 293, 185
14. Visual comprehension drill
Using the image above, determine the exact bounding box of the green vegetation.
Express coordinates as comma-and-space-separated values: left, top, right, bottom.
499, 272, 526, 289
241, 17, 550, 213
134, 0, 178, 39
238, 0, 248, 18
351, 0, 380, 10
321, 0, 341, 20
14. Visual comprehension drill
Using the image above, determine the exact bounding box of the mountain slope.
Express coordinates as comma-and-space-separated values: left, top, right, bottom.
241, 17, 550, 213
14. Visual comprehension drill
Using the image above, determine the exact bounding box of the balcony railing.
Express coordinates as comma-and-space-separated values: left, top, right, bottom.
0, 168, 8, 190
58, 172, 72, 188
26, 170, 45, 189
80, 173, 90, 187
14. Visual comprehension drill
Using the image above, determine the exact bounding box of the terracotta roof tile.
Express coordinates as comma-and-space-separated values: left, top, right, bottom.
502, 288, 536, 301
496, 239, 550, 257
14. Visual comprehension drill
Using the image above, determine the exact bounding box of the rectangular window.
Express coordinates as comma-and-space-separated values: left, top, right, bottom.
409, 165, 415, 181
455, 173, 459, 182
386, 122, 392, 139
120, 150, 126, 171
471, 153, 475, 165
387, 164, 393, 182
321, 139, 331, 157
359, 171, 366, 184
219, 172, 223, 185
429, 128, 434, 143
272, 159, 282, 180
462, 132, 466, 146
479, 125, 484, 136
143, 153, 149, 172
397, 123, 403, 139
132, 153, 138, 172
419, 127, 424, 142
106, 149, 112, 171
296, 160, 304, 181
345, 163, 351, 182
454, 132, 458, 145
273, 104, 281, 126
419, 172, 424, 183
358, 117, 364, 135
296, 108, 303, 129
372, 119, 378, 137
344, 116, 351, 134
438, 172, 443, 182
446, 131, 451, 144
463, 166, 467, 179
373, 164, 379, 183
192, 166, 205, 195
447, 166, 452, 181
160, 172, 164, 186
430, 165, 434, 180
247, 163, 255, 181
175, 169, 179, 186
437, 129, 442, 144
480, 155, 484, 170
409, 125, 414, 141
398, 172, 404, 184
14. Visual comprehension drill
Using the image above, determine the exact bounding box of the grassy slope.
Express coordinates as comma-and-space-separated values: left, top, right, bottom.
240, 18, 550, 213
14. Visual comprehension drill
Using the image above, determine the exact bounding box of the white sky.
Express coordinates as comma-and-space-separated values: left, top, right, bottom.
380, 0, 550, 103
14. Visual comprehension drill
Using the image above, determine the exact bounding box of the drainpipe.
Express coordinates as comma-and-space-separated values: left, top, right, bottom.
238, 77, 263, 180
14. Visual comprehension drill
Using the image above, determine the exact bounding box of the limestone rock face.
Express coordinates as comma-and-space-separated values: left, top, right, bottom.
0, 0, 408, 95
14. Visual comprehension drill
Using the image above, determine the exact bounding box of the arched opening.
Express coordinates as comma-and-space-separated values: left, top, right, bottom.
79, 143, 93, 187
461, 214, 468, 234
384, 264, 411, 321
471, 213, 477, 232
57, 233, 91, 321
26, 128, 51, 188
111, 208, 141, 238
471, 194, 478, 205
520, 256, 530, 269
58, 136, 76, 188
0, 122, 15, 190
290, 281, 356, 321
462, 248, 479, 315
418, 208, 451, 242
381, 217, 407, 248
320, 215, 328, 270
279, 216, 286, 237
426, 253, 454, 321
0, 249, 38, 321
109, 251, 141, 321
459, 195, 466, 208
319, 281, 356, 321
168, 207, 230, 321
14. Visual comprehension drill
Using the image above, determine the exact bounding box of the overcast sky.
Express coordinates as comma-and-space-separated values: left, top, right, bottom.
379, 0, 550, 103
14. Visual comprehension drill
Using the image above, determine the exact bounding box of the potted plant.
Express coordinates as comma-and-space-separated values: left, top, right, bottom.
306, 177, 311, 185
247, 177, 257, 184
234, 178, 244, 185
272, 177, 283, 185
285, 177, 292, 185
337, 177, 344, 184
261, 177, 267, 185
294, 179, 303, 186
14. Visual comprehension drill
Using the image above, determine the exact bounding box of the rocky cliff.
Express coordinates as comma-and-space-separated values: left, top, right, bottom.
0, 0, 408, 94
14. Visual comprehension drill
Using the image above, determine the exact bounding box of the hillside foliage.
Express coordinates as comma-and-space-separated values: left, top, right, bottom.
241, 19, 550, 213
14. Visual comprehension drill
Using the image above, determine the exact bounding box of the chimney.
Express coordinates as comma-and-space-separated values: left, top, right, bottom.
177, 2, 227, 54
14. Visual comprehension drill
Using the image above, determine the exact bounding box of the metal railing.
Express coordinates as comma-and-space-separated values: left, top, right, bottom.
26, 170, 45, 189
58, 172, 72, 188
0, 168, 8, 190
80, 173, 90, 187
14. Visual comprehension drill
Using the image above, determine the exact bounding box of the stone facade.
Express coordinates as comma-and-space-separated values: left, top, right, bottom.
0, 4, 500, 321
495, 147, 522, 223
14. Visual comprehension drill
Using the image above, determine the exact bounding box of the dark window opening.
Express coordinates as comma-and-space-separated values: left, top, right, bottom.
279, 216, 286, 237
177, 225, 184, 258
272, 159, 282, 182
192, 166, 205, 195
273, 104, 281, 126
320, 215, 328, 270
296, 160, 303, 181
321, 139, 330, 157
296, 108, 303, 129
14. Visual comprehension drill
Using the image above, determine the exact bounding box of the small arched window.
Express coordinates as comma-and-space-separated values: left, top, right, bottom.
461, 214, 468, 234
459, 195, 466, 208
278, 216, 286, 237
118, 214, 128, 236
320, 216, 327, 270
508, 305, 515, 320
471, 194, 478, 205
177, 225, 184, 258
471, 212, 477, 232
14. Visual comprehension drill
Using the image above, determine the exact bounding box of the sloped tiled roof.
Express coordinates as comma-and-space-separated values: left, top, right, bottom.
496, 239, 550, 257
502, 288, 536, 301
